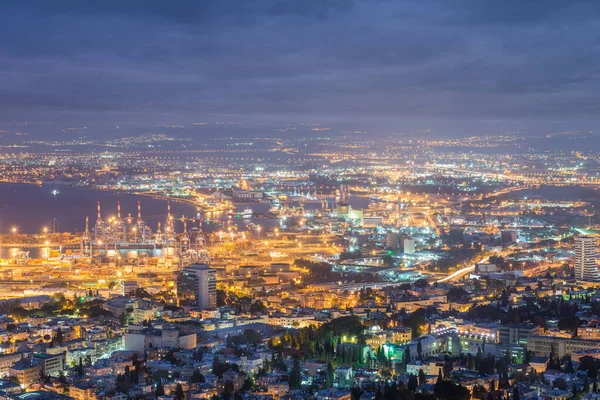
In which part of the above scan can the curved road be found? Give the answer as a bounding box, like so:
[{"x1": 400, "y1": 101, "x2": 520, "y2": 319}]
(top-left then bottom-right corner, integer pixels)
[{"x1": 436, "y1": 256, "x2": 490, "y2": 283}]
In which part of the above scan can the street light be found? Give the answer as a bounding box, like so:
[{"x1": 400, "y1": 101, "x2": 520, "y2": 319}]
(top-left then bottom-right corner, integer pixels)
[{"x1": 11, "y1": 227, "x2": 16, "y2": 243}]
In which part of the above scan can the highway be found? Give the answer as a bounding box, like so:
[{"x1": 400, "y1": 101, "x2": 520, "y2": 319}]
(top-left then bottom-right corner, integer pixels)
[
  {"x1": 436, "y1": 260, "x2": 483, "y2": 283},
  {"x1": 436, "y1": 246, "x2": 522, "y2": 283}
]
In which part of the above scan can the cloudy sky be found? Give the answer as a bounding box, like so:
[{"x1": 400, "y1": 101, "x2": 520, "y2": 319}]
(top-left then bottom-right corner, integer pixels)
[{"x1": 1, "y1": 0, "x2": 599, "y2": 136}]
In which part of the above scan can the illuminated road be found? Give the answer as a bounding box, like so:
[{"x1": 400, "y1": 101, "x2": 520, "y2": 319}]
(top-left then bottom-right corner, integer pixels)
[
  {"x1": 424, "y1": 212, "x2": 442, "y2": 235},
  {"x1": 436, "y1": 247, "x2": 520, "y2": 283},
  {"x1": 436, "y1": 257, "x2": 488, "y2": 283}
]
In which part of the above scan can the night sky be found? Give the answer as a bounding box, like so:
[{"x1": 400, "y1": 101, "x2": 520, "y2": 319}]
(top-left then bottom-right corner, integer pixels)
[{"x1": 1, "y1": 0, "x2": 599, "y2": 136}]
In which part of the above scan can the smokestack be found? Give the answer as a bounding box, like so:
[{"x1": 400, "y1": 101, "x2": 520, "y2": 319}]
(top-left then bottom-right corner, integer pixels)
[
  {"x1": 97, "y1": 201, "x2": 101, "y2": 222},
  {"x1": 137, "y1": 201, "x2": 141, "y2": 220},
  {"x1": 117, "y1": 201, "x2": 121, "y2": 219}
]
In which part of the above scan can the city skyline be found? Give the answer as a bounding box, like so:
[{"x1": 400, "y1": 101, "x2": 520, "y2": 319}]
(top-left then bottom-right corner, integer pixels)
[{"x1": 1, "y1": 2, "x2": 600, "y2": 399}]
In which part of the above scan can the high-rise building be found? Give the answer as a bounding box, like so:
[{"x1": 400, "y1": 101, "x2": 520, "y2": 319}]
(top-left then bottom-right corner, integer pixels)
[
  {"x1": 176, "y1": 264, "x2": 217, "y2": 310},
  {"x1": 501, "y1": 230, "x2": 518, "y2": 246},
  {"x1": 387, "y1": 232, "x2": 400, "y2": 250},
  {"x1": 574, "y1": 236, "x2": 599, "y2": 281},
  {"x1": 403, "y1": 238, "x2": 416, "y2": 255}
]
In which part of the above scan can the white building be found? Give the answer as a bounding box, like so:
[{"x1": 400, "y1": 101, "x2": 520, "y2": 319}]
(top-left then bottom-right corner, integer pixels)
[
  {"x1": 406, "y1": 360, "x2": 443, "y2": 376},
  {"x1": 177, "y1": 264, "x2": 217, "y2": 310},
  {"x1": 403, "y1": 238, "x2": 416, "y2": 255},
  {"x1": 404, "y1": 335, "x2": 444, "y2": 362},
  {"x1": 239, "y1": 355, "x2": 264, "y2": 375},
  {"x1": 124, "y1": 326, "x2": 196, "y2": 353},
  {"x1": 574, "y1": 236, "x2": 599, "y2": 281},
  {"x1": 33, "y1": 352, "x2": 66, "y2": 377}
]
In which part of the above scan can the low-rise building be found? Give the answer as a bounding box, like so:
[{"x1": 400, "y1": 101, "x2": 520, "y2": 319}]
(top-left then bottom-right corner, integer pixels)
[
  {"x1": 0, "y1": 353, "x2": 24, "y2": 378},
  {"x1": 124, "y1": 326, "x2": 196, "y2": 353},
  {"x1": 69, "y1": 382, "x2": 98, "y2": 400},
  {"x1": 527, "y1": 335, "x2": 600, "y2": 358},
  {"x1": 33, "y1": 353, "x2": 65, "y2": 377},
  {"x1": 9, "y1": 359, "x2": 40, "y2": 388},
  {"x1": 497, "y1": 323, "x2": 540, "y2": 346}
]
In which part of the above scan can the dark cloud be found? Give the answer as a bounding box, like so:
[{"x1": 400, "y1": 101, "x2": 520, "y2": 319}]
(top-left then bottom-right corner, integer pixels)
[{"x1": 0, "y1": 0, "x2": 599, "y2": 134}]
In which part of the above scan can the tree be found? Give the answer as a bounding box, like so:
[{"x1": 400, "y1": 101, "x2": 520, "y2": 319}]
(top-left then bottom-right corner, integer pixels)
[
  {"x1": 418, "y1": 369, "x2": 426, "y2": 386},
  {"x1": 134, "y1": 288, "x2": 152, "y2": 299},
  {"x1": 56, "y1": 327, "x2": 64, "y2": 345},
  {"x1": 223, "y1": 381, "x2": 235, "y2": 400},
  {"x1": 289, "y1": 358, "x2": 302, "y2": 389},
  {"x1": 384, "y1": 381, "x2": 398, "y2": 400},
  {"x1": 212, "y1": 358, "x2": 239, "y2": 378},
  {"x1": 553, "y1": 377, "x2": 568, "y2": 391},
  {"x1": 9, "y1": 307, "x2": 28, "y2": 321},
  {"x1": 407, "y1": 374, "x2": 418, "y2": 392},
  {"x1": 175, "y1": 383, "x2": 184, "y2": 400},
  {"x1": 580, "y1": 356, "x2": 598, "y2": 379},
  {"x1": 584, "y1": 376, "x2": 590, "y2": 393},
  {"x1": 250, "y1": 300, "x2": 268, "y2": 314},
  {"x1": 241, "y1": 377, "x2": 254, "y2": 391},
  {"x1": 77, "y1": 357, "x2": 84, "y2": 377},
  {"x1": 446, "y1": 288, "x2": 469, "y2": 302},
  {"x1": 88, "y1": 305, "x2": 113, "y2": 318},
  {"x1": 243, "y1": 329, "x2": 262, "y2": 344},
  {"x1": 116, "y1": 373, "x2": 132, "y2": 394},
  {"x1": 155, "y1": 381, "x2": 165, "y2": 396},
  {"x1": 351, "y1": 385, "x2": 363, "y2": 400},
  {"x1": 513, "y1": 386, "x2": 520, "y2": 400},
  {"x1": 565, "y1": 360, "x2": 575, "y2": 373},
  {"x1": 377, "y1": 346, "x2": 387, "y2": 366},
  {"x1": 381, "y1": 255, "x2": 395, "y2": 267},
  {"x1": 191, "y1": 368, "x2": 205, "y2": 383},
  {"x1": 414, "y1": 279, "x2": 429, "y2": 289},
  {"x1": 217, "y1": 289, "x2": 227, "y2": 307},
  {"x1": 466, "y1": 354, "x2": 474, "y2": 371},
  {"x1": 326, "y1": 362, "x2": 334, "y2": 388},
  {"x1": 434, "y1": 380, "x2": 470, "y2": 400},
  {"x1": 131, "y1": 364, "x2": 140, "y2": 385},
  {"x1": 403, "y1": 346, "x2": 412, "y2": 367}
]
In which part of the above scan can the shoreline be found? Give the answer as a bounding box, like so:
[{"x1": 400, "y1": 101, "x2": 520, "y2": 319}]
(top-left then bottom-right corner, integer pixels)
[
  {"x1": 0, "y1": 183, "x2": 203, "y2": 234},
  {"x1": 0, "y1": 180, "x2": 42, "y2": 186},
  {"x1": 0, "y1": 183, "x2": 266, "y2": 235},
  {"x1": 39, "y1": 184, "x2": 213, "y2": 213}
]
